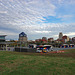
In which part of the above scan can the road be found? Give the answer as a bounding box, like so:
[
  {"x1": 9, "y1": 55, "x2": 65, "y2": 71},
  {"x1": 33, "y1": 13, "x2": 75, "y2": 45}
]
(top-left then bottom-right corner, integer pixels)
[
  {"x1": 0, "y1": 47, "x2": 75, "y2": 52},
  {"x1": 53, "y1": 47, "x2": 75, "y2": 51}
]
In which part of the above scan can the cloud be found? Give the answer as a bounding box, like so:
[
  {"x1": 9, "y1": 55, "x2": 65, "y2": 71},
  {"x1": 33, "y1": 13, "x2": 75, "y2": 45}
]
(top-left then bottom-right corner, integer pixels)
[
  {"x1": 35, "y1": 31, "x2": 51, "y2": 34},
  {"x1": 0, "y1": 11, "x2": 7, "y2": 14},
  {"x1": 9, "y1": 0, "x2": 14, "y2": 2},
  {"x1": 57, "y1": 0, "x2": 75, "y2": 5},
  {"x1": 0, "y1": 0, "x2": 75, "y2": 40},
  {"x1": 53, "y1": 35, "x2": 58, "y2": 38},
  {"x1": 0, "y1": 30, "x2": 17, "y2": 36},
  {"x1": 57, "y1": 15, "x2": 73, "y2": 21},
  {"x1": 64, "y1": 32, "x2": 75, "y2": 36},
  {"x1": 58, "y1": 15, "x2": 73, "y2": 18},
  {"x1": 53, "y1": 32, "x2": 75, "y2": 39},
  {"x1": 0, "y1": 0, "x2": 56, "y2": 28}
]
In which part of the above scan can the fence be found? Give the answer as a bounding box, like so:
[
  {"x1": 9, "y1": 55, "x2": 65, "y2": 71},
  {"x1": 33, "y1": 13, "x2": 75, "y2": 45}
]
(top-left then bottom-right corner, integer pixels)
[{"x1": 15, "y1": 47, "x2": 36, "y2": 53}]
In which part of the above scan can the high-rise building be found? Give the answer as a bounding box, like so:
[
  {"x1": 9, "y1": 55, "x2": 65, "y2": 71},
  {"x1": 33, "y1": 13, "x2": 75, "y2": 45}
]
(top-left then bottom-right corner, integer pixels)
[
  {"x1": 59, "y1": 32, "x2": 63, "y2": 40},
  {"x1": 19, "y1": 32, "x2": 27, "y2": 43},
  {"x1": 42, "y1": 37, "x2": 47, "y2": 43},
  {"x1": 42, "y1": 37, "x2": 47, "y2": 40},
  {"x1": 72, "y1": 37, "x2": 75, "y2": 43}
]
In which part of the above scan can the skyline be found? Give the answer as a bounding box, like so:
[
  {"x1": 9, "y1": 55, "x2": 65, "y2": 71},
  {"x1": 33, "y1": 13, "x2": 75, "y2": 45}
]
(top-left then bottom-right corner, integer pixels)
[{"x1": 0, "y1": 0, "x2": 75, "y2": 40}]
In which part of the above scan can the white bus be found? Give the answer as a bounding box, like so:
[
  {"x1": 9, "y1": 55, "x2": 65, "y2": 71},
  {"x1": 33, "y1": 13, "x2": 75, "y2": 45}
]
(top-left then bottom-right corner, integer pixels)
[{"x1": 36, "y1": 45, "x2": 53, "y2": 53}]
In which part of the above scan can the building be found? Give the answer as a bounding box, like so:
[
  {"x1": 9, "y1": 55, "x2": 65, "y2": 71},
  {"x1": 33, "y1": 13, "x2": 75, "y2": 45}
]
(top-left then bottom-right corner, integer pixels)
[
  {"x1": 42, "y1": 37, "x2": 47, "y2": 40},
  {"x1": 62, "y1": 35, "x2": 69, "y2": 43},
  {"x1": 35, "y1": 39, "x2": 42, "y2": 42},
  {"x1": 28, "y1": 40, "x2": 33, "y2": 42},
  {"x1": 18, "y1": 32, "x2": 27, "y2": 43},
  {"x1": 42, "y1": 37, "x2": 47, "y2": 43},
  {"x1": 0, "y1": 35, "x2": 15, "y2": 51},
  {"x1": 72, "y1": 37, "x2": 75, "y2": 43},
  {"x1": 55, "y1": 39, "x2": 62, "y2": 43},
  {"x1": 48, "y1": 38, "x2": 54, "y2": 42},
  {"x1": 59, "y1": 32, "x2": 63, "y2": 40},
  {"x1": 0, "y1": 35, "x2": 7, "y2": 42}
]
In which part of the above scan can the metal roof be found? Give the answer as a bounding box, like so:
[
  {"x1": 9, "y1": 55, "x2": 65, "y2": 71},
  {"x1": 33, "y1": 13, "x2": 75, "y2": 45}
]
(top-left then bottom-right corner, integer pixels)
[
  {"x1": 0, "y1": 35, "x2": 7, "y2": 37},
  {"x1": 0, "y1": 42, "x2": 14, "y2": 45},
  {"x1": 19, "y1": 32, "x2": 27, "y2": 37}
]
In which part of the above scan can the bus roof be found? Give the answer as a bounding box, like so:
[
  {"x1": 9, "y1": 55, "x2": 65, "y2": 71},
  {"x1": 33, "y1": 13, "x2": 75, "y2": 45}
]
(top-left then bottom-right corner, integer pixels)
[{"x1": 44, "y1": 45, "x2": 52, "y2": 46}]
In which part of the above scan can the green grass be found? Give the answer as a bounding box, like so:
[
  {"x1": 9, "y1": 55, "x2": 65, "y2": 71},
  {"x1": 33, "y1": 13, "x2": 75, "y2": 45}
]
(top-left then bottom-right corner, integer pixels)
[{"x1": 0, "y1": 49, "x2": 75, "y2": 75}]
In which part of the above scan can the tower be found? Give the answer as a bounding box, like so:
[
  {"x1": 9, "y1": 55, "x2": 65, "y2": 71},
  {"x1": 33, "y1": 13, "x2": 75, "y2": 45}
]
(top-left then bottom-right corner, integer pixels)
[
  {"x1": 59, "y1": 32, "x2": 63, "y2": 40},
  {"x1": 19, "y1": 32, "x2": 27, "y2": 43}
]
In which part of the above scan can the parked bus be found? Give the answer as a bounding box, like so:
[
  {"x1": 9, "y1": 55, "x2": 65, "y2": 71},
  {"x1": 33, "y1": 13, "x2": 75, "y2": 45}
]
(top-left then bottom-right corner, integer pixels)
[
  {"x1": 61, "y1": 44, "x2": 69, "y2": 48},
  {"x1": 36, "y1": 45, "x2": 53, "y2": 53},
  {"x1": 69, "y1": 44, "x2": 74, "y2": 47},
  {"x1": 61, "y1": 44, "x2": 75, "y2": 48}
]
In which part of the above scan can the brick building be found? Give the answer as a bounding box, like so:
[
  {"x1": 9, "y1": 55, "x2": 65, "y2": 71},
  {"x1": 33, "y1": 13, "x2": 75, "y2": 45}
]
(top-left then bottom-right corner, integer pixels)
[
  {"x1": 48, "y1": 38, "x2": 54, "y2": 42},
  {"x1": 62, "y1": 35, "x2": 69, "y2": 43}
]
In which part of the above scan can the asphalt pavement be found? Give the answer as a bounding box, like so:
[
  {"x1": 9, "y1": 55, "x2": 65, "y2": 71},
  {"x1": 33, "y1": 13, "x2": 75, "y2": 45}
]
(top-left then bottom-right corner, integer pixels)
[
  {"x1": 0, "y1": 47, "x2": 75, "y2": 52},
  {"x1": 53, "y1": 47, "x2": 75, "y2": 51}
]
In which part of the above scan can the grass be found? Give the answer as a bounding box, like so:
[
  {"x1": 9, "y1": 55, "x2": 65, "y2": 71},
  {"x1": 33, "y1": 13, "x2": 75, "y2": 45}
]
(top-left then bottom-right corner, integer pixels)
[{"x1": 0, "y1": 49, "x2": 75, "y2": 75}]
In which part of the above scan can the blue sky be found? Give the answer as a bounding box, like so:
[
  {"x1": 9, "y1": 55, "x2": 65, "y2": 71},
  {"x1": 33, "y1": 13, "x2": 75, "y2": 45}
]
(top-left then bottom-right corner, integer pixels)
[{"x1": 0, "y1": 0, "x2": 75, "y2": 40}]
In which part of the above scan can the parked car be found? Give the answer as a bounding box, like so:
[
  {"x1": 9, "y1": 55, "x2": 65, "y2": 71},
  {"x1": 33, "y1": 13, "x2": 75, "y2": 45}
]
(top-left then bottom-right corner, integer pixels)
[
  {"x1": 29, "y1": 44, "x2": 37, "y2": 48},
  {"x1": 36, "y1": 46, "x2": 44, "y2": 53}
]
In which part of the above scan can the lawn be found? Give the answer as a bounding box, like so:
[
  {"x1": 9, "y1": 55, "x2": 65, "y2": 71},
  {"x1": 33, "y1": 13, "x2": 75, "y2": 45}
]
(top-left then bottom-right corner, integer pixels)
[{"x1": 0, "y1": 49, "x2": 75, "y2": 75}]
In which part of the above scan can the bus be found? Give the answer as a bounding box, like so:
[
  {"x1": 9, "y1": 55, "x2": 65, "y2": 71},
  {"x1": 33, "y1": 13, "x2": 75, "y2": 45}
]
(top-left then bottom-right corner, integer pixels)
[
  {"x1": 36, "y1": 45, "x2": 53, "y2": 53},
  {"x1": 69, "y1": 44, "x2": 74, "y2": 47},
  {"x1": 61, "y1": 44, "x2": 69, "y2": 48}
]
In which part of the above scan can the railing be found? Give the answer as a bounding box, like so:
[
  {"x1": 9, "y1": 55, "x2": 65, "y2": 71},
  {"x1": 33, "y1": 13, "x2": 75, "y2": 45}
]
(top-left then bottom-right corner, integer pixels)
[{"x1": 0, "y1": 47, "x2": 15, "y2": 51}]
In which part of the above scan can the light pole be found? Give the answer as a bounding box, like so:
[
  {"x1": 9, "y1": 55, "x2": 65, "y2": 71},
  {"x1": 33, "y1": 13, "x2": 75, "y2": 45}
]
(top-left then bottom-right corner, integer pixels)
[{"x1": 20, "y1": 41, "x2": 21, "y2": 52}]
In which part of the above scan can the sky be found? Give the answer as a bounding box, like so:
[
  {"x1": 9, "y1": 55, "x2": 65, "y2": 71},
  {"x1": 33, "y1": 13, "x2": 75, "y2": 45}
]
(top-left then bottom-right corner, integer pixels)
[{"x1": 0, "y1": 0, "x2": 75, "y2": 40}]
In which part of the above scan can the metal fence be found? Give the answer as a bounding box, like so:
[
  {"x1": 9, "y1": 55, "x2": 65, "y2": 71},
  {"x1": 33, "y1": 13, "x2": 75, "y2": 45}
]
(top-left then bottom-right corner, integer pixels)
[
  {"x1": 0, "y1": 47, "x2": 15, "y2": 51},
  {"x1": 15, "y1": 47, "x2": 36, "y2": 53}
]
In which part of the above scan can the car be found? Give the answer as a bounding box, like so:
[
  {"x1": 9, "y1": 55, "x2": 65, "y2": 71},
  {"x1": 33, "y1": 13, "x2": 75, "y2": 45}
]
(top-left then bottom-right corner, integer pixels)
[{"x1": 36, "y1": 46, "x2": 44, "y2": 53}]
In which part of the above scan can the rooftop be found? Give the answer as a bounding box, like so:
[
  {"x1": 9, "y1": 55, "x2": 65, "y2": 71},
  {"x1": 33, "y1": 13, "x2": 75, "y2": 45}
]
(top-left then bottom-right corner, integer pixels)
[
  {"x1": 19, "y1": 32, "x2": 27, "y2": 37},
  {"x1": 0, "y1": 35, "x2": 7, "y2": 37}
]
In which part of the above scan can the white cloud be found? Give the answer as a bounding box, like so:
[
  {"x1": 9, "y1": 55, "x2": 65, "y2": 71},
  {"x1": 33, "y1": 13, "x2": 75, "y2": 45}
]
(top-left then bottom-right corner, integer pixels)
[
  {"x1": 0, "y1": 30, "x2": 18, "y2": 36},
  {"x1": 0, "y1": 30, "x2": 19, "y2": 40},
  {"x1": 58, "y1": 15, "x2": 73, "y2": 18},
  {"x1": 9, "y1": 0, "x2": 14, "y2": 2},
  {"x1": 0, "y1": 0, "x2": 75, "y2": 40},
  {"x1": 0, "y1": 11, "x2": 7, "y2": 14},
  {"x1": 53, "y1": 35, "x2": 58, "y2": 39},
  {"x1": 57, "y1": 15, "x2": 73, "y2": 21},
  {"x1": 35, "y1": 31, "x2": 51, "y2": 33},
  {"x1": 64, "y1": 32, "x2": 75, "y2": 36},
  {"x1": 53, "y1": 32, "x2": 75, "y2": 39},
  {"x1": 57, "y1": 0, "x2": 75, "y2": 5},
  {"x1": 58, "y1": 0, "x2": 64, "y2": 4}
]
